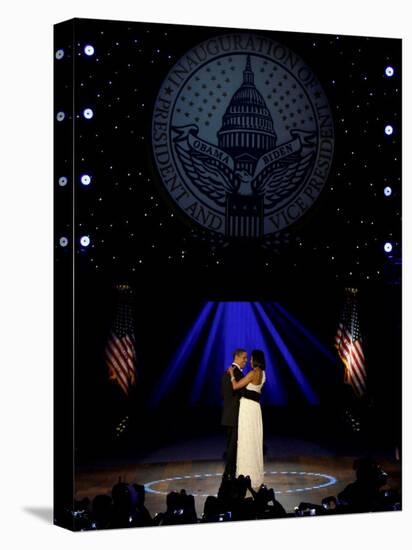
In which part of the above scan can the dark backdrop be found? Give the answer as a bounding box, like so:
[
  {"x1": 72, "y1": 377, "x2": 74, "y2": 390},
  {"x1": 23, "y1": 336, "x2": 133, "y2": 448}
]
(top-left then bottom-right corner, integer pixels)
[{"x1": 54, "y1": 18, "x2": 402, "y2": 461}]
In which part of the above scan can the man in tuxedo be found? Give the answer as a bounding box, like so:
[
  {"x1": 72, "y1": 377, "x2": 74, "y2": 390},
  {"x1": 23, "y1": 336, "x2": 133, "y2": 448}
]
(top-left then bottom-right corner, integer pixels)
[{"x1": 221, "y1": 348, "x2": 248, "y2": 480}]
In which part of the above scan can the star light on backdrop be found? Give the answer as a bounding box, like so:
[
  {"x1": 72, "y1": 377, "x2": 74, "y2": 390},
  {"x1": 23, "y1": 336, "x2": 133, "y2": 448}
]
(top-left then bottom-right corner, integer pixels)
[
  {"x1": 84, "y1": 44, "x2": 95, "y2": 56},
  {"x1": 83, "y1": 108, "x2": 94, "y2": 119},
  {"x1": 80, "y1": 236, "x2": 91, "y2": 247},
  {"x1": 56, "y1": 111, "x2": 65, "y2": 121},
  {"x1": 59, "y1": 237, "x2": 68, "y2": 247},
  {"x1": 58, "y1": 176, "x2": 68, "y2": 187},
  {"x1": 81, "y1": 174, "x2": 91, "y2": 186},
  {"x1": 58, "y1": 25, "x2": 400, "y2": 284}
]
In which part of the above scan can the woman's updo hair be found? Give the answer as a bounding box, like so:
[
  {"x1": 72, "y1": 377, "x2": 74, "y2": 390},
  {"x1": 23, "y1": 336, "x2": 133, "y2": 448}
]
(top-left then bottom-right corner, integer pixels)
[{"x1": 251, "y1": 349, "x2": 266, "y2": 370}]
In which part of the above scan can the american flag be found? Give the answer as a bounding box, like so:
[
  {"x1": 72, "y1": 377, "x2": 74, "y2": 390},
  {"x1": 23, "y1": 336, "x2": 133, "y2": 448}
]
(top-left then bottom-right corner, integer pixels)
[
  {"x1": 105, "y1": 286, "x2": 137, "y2": 396},
  {"x1": 334, "y1": 288, "x2": 367, "y2": 397}
]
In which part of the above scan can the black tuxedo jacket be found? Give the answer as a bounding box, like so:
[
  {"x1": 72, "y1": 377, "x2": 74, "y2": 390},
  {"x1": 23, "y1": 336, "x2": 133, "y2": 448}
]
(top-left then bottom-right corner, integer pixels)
[{"x1": 221, "y1": 365, "x2": 244, "y2": 427}]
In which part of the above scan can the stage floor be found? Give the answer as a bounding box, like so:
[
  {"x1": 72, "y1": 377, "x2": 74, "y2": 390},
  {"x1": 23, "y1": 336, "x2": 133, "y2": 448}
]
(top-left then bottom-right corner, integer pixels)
[{"x1": 75, "y1": 435, "x2": 401, "y2": 518}]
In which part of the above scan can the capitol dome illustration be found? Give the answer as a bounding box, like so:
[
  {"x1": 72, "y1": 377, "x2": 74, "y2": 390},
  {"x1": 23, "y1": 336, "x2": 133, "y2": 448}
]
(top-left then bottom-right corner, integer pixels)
[{"x1": 218, "y1": 55, "x2": 277, "y2": 175}]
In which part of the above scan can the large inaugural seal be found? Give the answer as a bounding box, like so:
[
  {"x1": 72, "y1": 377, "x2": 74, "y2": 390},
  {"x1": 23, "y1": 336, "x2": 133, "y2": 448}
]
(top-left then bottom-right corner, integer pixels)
[{"x1": 152, "y1": 34, "x2": 334, "y2": 239}]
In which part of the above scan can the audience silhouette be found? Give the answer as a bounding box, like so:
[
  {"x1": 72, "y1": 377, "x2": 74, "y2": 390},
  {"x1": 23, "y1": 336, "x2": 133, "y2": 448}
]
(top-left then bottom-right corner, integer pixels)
[{"x1": 66, "y1": 459, "x2": 400, "y2": 530}]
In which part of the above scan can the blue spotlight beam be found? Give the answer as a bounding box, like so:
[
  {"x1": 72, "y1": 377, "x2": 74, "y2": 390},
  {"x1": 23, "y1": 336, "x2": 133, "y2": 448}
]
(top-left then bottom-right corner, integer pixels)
[
  {"x1": 190, "y1": 303, "x2": 225, "y2": 405},
  {"x1": 150, "y1": 301, "x2": 215, "y2": 407},
  {"x1": 269, "y1": 302, "x2": 336, "y2": 363},
  {"x1": 218, "y1": 302, "x2": 288, "y2": 405},
  {"x1": 253, "y1": 302, "x2": 319, "y2": 405}
]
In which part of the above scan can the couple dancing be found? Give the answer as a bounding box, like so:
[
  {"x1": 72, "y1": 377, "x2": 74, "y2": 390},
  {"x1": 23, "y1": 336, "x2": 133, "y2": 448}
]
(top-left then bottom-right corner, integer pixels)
[{"x1": 221, "y1": 348, "x2": 266, "y2": 490}]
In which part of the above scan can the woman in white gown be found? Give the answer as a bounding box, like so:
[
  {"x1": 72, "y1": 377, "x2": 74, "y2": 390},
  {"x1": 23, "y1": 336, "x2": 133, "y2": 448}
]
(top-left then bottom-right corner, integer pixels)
[{"x1": 228, "y1": 349, "x2": 266, "y2": 490}]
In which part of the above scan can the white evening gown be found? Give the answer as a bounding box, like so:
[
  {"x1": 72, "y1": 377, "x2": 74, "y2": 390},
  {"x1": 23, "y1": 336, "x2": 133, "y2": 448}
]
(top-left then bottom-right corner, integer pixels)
[{"x1": 236, "y1": 371, "x2": 266, "y2": 489}]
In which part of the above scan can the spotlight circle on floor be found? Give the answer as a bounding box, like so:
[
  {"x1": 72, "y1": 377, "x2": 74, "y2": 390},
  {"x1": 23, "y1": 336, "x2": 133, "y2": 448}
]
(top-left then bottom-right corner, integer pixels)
[
  {"x1": 59, "y1": 237, "x2": 68, "y2": 247},
  {"x1": 384, "y1": 186, "x2": 392, "y2": 196},
  {"x1": 384, "y1": 242, "x2": 393, "y2": 253},
  {"x1": 83, "y1": 108, "x2": 94, "y2": 119},
  {"x1": 56, "y1": 111, "x2": 65, "y2": 122},
  {"x1": 80, "y1": 235, "x2": 90, "y2": 247},
  {"x1": 385, "y1": 66, "x2": 394, "y2": 77},
  {"x1": 55, "y1": 49, "x2": 64, "y2": 60},
  {"x1": 384, "y1": 125, "x2": 393, "y2": 135},
  {"x1": 144, "y1": 471, "x2": 337, "y2": 498},
  {"x1": 80, "y1": 174, "x2": 91, "y2": 186},
  {"x1": 58, "y1": 176, "x2": 68, "y2": 187},
  {"x1": 84, "y1": 44, "x2": 95, "y2": 56}
]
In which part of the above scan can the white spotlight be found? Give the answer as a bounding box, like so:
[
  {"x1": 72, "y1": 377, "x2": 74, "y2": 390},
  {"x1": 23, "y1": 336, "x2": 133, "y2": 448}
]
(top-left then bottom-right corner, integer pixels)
[
  {"x1": 84, "y1": 45, "x2": 95, "y2": 56},
  {"x1": 80, "y1": 174, "x2": 91, "y2": 186}
]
